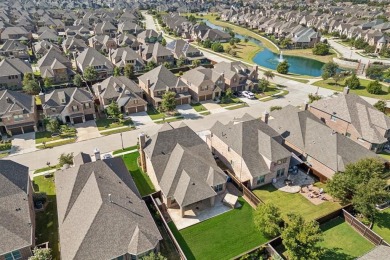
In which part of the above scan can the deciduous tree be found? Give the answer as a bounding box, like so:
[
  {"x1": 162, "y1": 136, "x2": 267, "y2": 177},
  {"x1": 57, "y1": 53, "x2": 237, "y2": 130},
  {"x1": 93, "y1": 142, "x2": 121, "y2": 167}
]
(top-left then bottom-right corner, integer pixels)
[
  {"x1": 83, "y1": 66, "x2": 98, "y2": 83},
  {"x1": 253, "y1": 203, "x2": 283, "y2": 238},
  {"x1": 58, "y1": 153, "x2": 74, "y2": 166},
  {"x1": 161, "y1": 91, "x2": 176, "y2": 112},
  {"x1": 29, "y1": 248, "x2": 52, "y2": 260},
  {"x1": 124, "y1": 64, "x2": 134, "y2": 78}
]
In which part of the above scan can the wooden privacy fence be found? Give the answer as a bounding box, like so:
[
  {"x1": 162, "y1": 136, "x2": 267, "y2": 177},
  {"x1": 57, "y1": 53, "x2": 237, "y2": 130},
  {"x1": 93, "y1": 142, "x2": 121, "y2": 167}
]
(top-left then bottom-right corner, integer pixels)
[
  {"x1": 343, "y1": 209, "x2": 390, "y2": 246},
  {"x1": 223, "y1": 169, "x2": 263, "y2": 207},
  {"x1": 148, "y1": 194, "x2": 188, "y2": 260}
]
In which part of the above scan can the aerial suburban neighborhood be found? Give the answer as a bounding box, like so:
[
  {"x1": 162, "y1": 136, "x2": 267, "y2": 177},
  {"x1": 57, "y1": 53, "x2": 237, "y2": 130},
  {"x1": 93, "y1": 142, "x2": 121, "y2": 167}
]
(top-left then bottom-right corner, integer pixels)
[{"x1": 1, "y1": 0, "x2": 390, "y2": 260}]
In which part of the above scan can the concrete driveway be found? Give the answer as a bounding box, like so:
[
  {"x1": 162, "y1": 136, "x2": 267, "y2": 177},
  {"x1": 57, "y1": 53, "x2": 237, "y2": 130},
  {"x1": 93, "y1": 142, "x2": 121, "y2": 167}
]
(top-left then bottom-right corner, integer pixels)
[
  {"x1": 10, "y1": 132, "x2": 37, "y2": 154},
  {"x1": 130, "y1": 111, "x2": 154, "y2": 127},
  {"x1": 176, "y1": 104, "x2": 200, "y2": 119},
  {"x1": 75, "y1": 121, "x2": 101, "y2": 142}
]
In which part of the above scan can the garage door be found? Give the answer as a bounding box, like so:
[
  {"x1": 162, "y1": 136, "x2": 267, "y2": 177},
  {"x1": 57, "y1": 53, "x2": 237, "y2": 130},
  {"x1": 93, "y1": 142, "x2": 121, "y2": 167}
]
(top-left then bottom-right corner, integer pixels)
[
  {"x1": 206, "y1": 94, "x2": 212, "y2": 100},
  {"x1": 23, "y1": 125, "x2": 35, "y2": 133},
  {"x1": 199, "y1": 95, "x2": 206, "y2": 102},
  {"x1": 73, "y1": 117, "x2": 83, "y2": 124},
  {"x1": 85, "y1": 114, "x2": 95, "y2": 121},
  {"x1": 181, "y1": 98, "x2": 189, "y2": 104},
  {"x1": 127, "y1": 107, "x2": 137, "y2": 114},
  {"x1": 10, "y1": 127, "x2": 23, "y2": 135},
  {"x1": 136, "y1": 105, "x2": 145, "y2": 112}
]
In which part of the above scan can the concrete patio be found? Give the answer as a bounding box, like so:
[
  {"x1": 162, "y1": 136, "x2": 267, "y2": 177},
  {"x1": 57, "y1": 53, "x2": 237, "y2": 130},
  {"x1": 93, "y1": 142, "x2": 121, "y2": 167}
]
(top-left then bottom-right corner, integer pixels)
[
  {"x1": 272, "y1": 170, "x2": 314, "y2": 193},
  {"x1": 168, "y1": 183, "x2": 241, "y2": 230}
]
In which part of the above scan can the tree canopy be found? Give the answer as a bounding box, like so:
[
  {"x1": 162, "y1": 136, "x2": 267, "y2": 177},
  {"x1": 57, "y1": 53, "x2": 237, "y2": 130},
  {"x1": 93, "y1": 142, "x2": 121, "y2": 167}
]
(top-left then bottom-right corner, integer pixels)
[
  {"x1": 106, "y1": 101, "x2": 120, "y2": 118},
  {"x1": 83, "y1": 66, "x2": 98, "y2": 82},
  {"x1": 124, "y1": 64, "x2": 134, "y2": 78},
  {"x1": 253, "y1": 203, "x2": 283, "y2": 238},
  {"x1": 312, "y1": 42, "x2": 330, "y2": 55},
  {"x1": 58, "y1": 153, "x2": 74, "y2": 166},
  {"x1": 345, "y1": 73, "x2": 360, "y2": 89},
  {"x1": 161, "y1": 91, "x2": 176, "y2": 112},
  {"x1": 374, "y1": 100, "x2": 386, "y2": 113},
  {"x1": 73, "y1": 74, "x2": 83, "y2": 87},
  {"x1": 29, "y1": 248, "x2": 52, "y2": 260},
  {"x1": 277, "y1": 60, "x2": 289, "y2": 74},
  {"x1": 46, "y1": 118, "x2": 60, "y2": 133},
  {"x1": 322, "y1": 62, "x2": 339, "y2": 78}
]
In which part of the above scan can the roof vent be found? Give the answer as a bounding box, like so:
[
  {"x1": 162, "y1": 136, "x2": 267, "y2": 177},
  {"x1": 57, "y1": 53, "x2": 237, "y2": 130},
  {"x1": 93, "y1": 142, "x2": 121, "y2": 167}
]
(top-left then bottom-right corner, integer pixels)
[
  {"x1": 108, "y1": 194, "x2": 113, "y2": 203},
  {"x1": 125, "y1": 90, "x2": 130, "y2": 95},
  {"x1": 192, "y1": 182, "x2": 195, "y2": 185}
]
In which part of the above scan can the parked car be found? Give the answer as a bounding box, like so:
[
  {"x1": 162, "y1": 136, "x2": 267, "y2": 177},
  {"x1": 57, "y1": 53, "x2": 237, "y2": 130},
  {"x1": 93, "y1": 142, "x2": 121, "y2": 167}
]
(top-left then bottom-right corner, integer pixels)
[{"x1": 242, "y1": 91, "x2": 255, "y2": 99}]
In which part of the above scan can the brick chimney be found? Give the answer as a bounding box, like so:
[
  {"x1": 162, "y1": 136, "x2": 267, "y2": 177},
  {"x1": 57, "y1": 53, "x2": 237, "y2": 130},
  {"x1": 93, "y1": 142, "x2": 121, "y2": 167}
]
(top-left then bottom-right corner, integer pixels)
[
  {"x1": 138, "y1": 133, "x2": 147, "y2": 172},
  {"x1": 262, "y1": 110, "x2": 269, "y2": 124}
]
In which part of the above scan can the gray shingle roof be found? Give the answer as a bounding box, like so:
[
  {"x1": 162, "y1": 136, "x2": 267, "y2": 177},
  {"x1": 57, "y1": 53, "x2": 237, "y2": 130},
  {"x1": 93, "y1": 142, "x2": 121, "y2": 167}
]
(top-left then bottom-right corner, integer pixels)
[
  {"x1": 0, "y1": 90, "x2": 34, "y2": 115},
  {"x1": 0, "y1": 160, "x2": 33, "y2": 255},
  {"x1": 311, "y1": 93, "x2": 390, "y2": 144},
  {"x1": 43, "y1": 87, "x2": 93, "y2": 110},
  {"x1": 144, "y1": 123, "x2": 226, "y2": 207},
  {"x1": 56, "y1": 156, "x2": 162, "y2": 260},
  {"x1": 0, "y1": 58, "x2": 32, "y2": 77},
  {"x1": 76, "y1": 47, "x2": 114, "y2": 71},
  {"x1": 269, "y1": 105, "x2": 380, "y2": 176},
  {"x1": 210, "y1": 114, "x2": 290, "y2": 180},
  {"x1": 138, "y1": 65, "x2": 188, "y2": 92}
]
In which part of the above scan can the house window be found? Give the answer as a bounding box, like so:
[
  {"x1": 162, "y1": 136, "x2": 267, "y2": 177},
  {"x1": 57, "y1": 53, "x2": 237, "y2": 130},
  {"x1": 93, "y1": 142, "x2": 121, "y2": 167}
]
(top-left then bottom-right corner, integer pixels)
[
  {"x1": 84, "y1": 103, "x2": 91, "y2": 109},
  {"x1": 72, "y1": 105, "x2": 79, "y2": 112},
  {"x1": 5, "y1": 250, "x2": 22, "y2": 260},
  {"x1": 330, "y1": 115, "x2": 337, "y2": 122},
  {"x1": 13, "y1": 115, "x2": 23, "y2": 121},
  {"x1": 257, "y1": 175, "x2": 265, "y2": 185},
  {"x1": 346, "y1": 132, "x2": 351, "y2": 138},
  {"x1": 51, "y1": 108, "x2": 56, "y2": 112},
  {"x1": 277, "y1": 158, "x2": 287, "y2": 165},
  {"x1": 213, "y1": 184, "x2": 223, "y2": 192},
  {"x1": 276, "y1": 168, "x2": 285, "y2": 178}
]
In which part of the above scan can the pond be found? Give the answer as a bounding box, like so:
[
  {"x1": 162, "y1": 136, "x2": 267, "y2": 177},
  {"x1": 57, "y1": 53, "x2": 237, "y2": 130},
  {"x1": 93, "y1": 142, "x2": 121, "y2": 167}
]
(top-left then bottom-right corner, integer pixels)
[{"x1": 203, "y1": 20, "x2": 325, "y2": 77}]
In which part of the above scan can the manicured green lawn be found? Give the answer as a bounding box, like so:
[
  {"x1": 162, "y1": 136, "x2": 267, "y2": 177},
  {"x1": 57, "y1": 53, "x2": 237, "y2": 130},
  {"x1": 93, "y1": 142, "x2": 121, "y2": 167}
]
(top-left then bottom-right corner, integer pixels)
[
  {"x1": 221, "y1": 41, "x2": 262, "y2": 64},
  {"x1": 96, "y1": 118, "x2": 133, "y2": 131},
  {"x1": 35, "y1": 131, "x2": 76, "y2": 144},
  {"x1": 319, "y1": 217, "x2": 374, "y2": 260},
  {"x1": 190, "y1": 103, "x2": 208, "y2": 112},
  {"x1": 34, "y1": 164, "x2": 61, "y2": 174},
  {"x1": 147, "y1": 108, "x2": 166, "y2": 120},
  {"x1": 313, "y1": 78, "x2": 390, "y2": 100},
  {"x1": 36, "y1": 138, "x2": 76, "y2": 149},
  {"x1": 112, "y1": 145, "x2": 138, "y2": 155},
  {"x1": 219, "y1": 97, "x2": 246, "y2": 107},
  {"x1": 122, "y1": 152, "x2": 155, "y2": 196},
  {"x1": 225, "y1": 103, "x2": 248, "y2": 110},
  {"x1": 155, "y1": 116, "x2": 184, "y2": 124},
  {"x1": 100, "y1": 126, "x2": 135, "y2": 136},
  {"x1": 379, "y1": 152, "x2": 390, "y2": 161},
  {"x1": 283, "y1": 49, "x2": 337, "y2": 64},
  {"x1": 169, "y1": 198, "x2": 268, "y2": 260},
  {"x1": 33, "y1": 175, "x2": 60, "y2": 260},
  {"x1": 372, "y1": 208, "x2": 390, "y2": 244},
  {"x1": 253, "y1": 184, "x2": 342, "y2": 221}
]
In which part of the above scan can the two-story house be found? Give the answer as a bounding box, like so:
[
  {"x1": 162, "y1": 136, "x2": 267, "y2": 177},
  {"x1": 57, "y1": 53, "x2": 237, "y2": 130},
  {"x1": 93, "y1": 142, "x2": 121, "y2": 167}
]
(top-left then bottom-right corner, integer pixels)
[
  {"x1": 93, "y1": 76, "x2": 147, "y2": 114},
  {"x1": 208, "y1": 114, "x2": 292, "y2": 189},
  {"x1": 37, "y1": 47, "x2": 74, "y2": 84},
  {"x1": 0, "y1": 90, "x2": 37, "y2": 136},
  {"x1": 139, "y1": 123, "x2": 228, "y2": 217},
  {"x1": 181, "y1": 66, "x2": 224, "y2": 102},
  {"x1": 269, "y1": 105, "x2": 380, "y2": 182},
  {"x1": 137, "y1": 29, "x2": 162, "y2": 44},
  {"x1": 165, "y1": 39, "x2": 207, "y2": 65},
  {"x1": 118, "y1": 21, "x2": 144, "y2": 36},
  {"x1": 0, "y1": 160, "x2": 35, "y2": 260},
  {"x1": 0, "y1": 58, "x2": 32, "y2": 90},
  {"x1": 76, "y1": 47, "x2": 114, "y2": 80},
  {"x1": 0, "y1": 40, "x2": 29, "y2": 60},
  {"x1": 213, "y1": 61, "x2": 258, "y2": 92},
  {"x1": 309, "y1": 89, "x2": 390, "y2": 153},
  {"x1": 138, "y1": 65, "x2": 191, "y2": 107},
  {"x1": 109, "y1": 47, "x2": 145, "y2": 72},
  {"x1": 56, "y1": 153, "x2": 162, "y2": 260},
  {"x1": 94, "y1": 21, "x2": 117, "y2": 37},
  {"x1": 88, "y1": 35, "x2": 117, "y2": 53},
  {"x1": 139, "y1": 43, "x2": 175, "y2": 66},
  {"x1": 0, "y1": 26, "x2": 32, "y2": 42},
  {"x1": 62, "y1": 36, "x2": 88, "y2": 54},
  {"x1": 40, "y1": 87, "x2": 95, "y2": 124}
]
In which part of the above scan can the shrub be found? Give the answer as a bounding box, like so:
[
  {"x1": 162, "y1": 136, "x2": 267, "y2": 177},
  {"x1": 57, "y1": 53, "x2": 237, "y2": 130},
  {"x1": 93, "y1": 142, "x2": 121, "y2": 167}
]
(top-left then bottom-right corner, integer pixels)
[
  {"x1": 312, "y1": 42, "x2": 330, "y2": 55},
  {"x1": 276, "y1": 61, "x2": 289, "y2": 74},
  {"x1": 366, "y1": 80, "x2": 382, "y2": 94},
  {"x1": 345, "y1": 73, "x2": 360, "y2": 89},
  {"x1": 270, "y1": 106, "x2": 282, "y2": 112}
]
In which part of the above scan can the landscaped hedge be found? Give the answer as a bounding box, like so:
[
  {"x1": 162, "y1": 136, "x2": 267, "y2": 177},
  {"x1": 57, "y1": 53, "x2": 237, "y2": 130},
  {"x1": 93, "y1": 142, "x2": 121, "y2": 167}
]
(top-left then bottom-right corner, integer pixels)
[{"x1": 0, "y1": 142, "x2": 11, "y2": 151}]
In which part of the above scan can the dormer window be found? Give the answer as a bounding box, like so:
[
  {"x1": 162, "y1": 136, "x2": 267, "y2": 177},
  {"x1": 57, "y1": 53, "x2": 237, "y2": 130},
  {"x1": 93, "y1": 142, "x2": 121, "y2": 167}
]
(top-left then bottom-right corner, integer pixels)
[{"x1": 72, "y1": 105, "x2": 79, "y2": 112}]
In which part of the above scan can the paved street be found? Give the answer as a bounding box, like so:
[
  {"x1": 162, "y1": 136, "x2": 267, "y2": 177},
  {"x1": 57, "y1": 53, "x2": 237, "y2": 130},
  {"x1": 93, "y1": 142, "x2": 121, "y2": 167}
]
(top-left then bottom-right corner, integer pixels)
[{"x1": 2, "y1": 12, "x2": 382, "y2": 171}]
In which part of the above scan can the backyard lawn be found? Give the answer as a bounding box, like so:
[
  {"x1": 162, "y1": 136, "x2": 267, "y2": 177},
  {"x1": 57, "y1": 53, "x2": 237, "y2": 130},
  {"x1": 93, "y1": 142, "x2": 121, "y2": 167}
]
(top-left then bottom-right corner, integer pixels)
[
  {"x1": 168, "y1": 198, "x2": 268, "y2": 260},
  {"x1": 313, "y1": 78, "x2": 390, "y2": 100},
  {"x1": 253, "y1": 184, "x2": 342, "y2": 221},
  {"x1": 96, "y1": 118, "x2": 133, "y2": 131},
  {"x1": 121, "y1": 152, "x2": 155, "y2": 196},
  {"x1": 372, "y1": 208, "x2": 390, "y2": 244},
  {"x1": 319, "y1": 217, "x2": 374, "y2": 260},
  {"x1": 33, "y1": 175, "x2": 60, "y2": 260}
]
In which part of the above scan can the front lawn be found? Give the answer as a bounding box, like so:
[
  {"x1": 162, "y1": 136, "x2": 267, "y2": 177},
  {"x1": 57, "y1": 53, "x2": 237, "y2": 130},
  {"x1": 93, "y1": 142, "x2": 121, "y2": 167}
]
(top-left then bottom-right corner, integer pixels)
[
  {"x1": 372, "y1": 208, "x2": 390, "y2": 244},
  {"x1": 319, "y1": 217, "x2": 374, "y2": 259},
  {"x1": 100, "y1": 126, "x2": 135, "y2": 136},
  {"x1": 33, "y1": 175, "x2": 60, "y2": 260},
  {"x1": 35, "y1": 131, "x2": 76, "y2": 144},
  {"x1": 96, "y1": 118, "x2": 133, "y2": 131},
  {"x1": 219, "y1": 97, "x2": 246, "y2": 107},
  {"x1": 253, "y1": 184, "x2": 342, "y2": 221},
  {"x1": 169, "y1": 198, "x2": 268, "y2": 260},
  {"x1": 313, "y1": 78, "x2": 390, "y2": 100},
  {"x1": 112, "y1": 145, "x2": 138, "y2": 155},
  {"x1": 190, "y1": 103, "x2": 208, "y2": 113},
  {"x1": 147, "y1": 108, "x2": 166, "y2": 120},
  {"x1": 34, "y1": 164, "x2": 61, "y2": 174},
  {"x1": 36, "y1": 138, "x2": 76, "y2": 149},
  {"x1": 379, "y1": 152, "x2": 390, "y2": 162},
  {"x1": 122, "y1": 152, "x2": 155, "y2": 196}
]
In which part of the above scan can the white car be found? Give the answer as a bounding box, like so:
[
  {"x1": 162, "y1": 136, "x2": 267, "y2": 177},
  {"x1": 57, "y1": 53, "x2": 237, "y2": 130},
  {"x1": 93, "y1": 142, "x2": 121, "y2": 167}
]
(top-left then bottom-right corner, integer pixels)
[{"x1": 242, "y1": 91, "x2": 255, "y2": 99}]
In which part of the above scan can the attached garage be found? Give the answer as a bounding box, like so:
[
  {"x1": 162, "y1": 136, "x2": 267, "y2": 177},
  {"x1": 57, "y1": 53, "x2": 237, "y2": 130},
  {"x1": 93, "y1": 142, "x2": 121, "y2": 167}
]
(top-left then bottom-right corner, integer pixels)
[
  {"x1": 73, "y1": 117, "x2": 84, "y2": 124},
  {"x1": 10, "y1": 127, "x2": 23, "y2": 136},
  {"x1": 180, "y1": 98, "x2": 189, "y2": 105},
  {"x1": 199, "y1": 95, "x2": 206, "y2": 102},
  {"x1": 85, "y1": 114, "x2": 95, "y2": 121},
  {"x1": 136, "y1": 105, "x2": 145, "y2": 112},
  {"x1": 23, "y1": 125, "x2": 35, "y2": 133},
  {"x1": 126, "y1": 105, "x2": 145, "y2": 114},
  {"x1": 206, "y1": 94, "x2": 212, "y2": 100}
]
